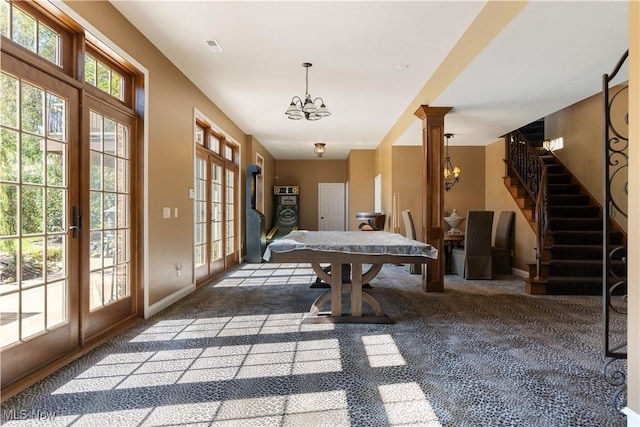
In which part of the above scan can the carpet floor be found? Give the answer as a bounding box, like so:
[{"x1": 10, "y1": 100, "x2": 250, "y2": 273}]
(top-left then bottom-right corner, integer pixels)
[{"x1": 1, "y1": 263, "x2": 627, "y2": 426}]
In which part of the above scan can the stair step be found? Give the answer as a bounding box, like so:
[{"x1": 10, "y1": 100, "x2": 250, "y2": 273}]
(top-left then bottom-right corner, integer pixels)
[
  {"x1": 548, "y1": 244, "x2": 602, "y2": 259},
  {"x1": 548, "y1": 206, "x2": 600, "y2": 218},
  {"x1": 547, "y1": 174, "x2": 572, "y2": 184},
  {"x1": 548, "y1": 259, "x2": 626, "y2": 276},
  {"x1": 540, "y1": 155, "x2": 556, "y2": 164},
  {"x1": 552, "y1": 230, "x2": 623, "y2": 245},
  {"x1": 548, "y1": 218, "x2": 601, "y2": 231},
  {"x1": 548, "y1": 194, "x2": 590, "y2": 206},
  {"x1": 548, "y1": 183, "x2": 581, "y2": 194},
  {"x1": 545, "y1": 276, "x2": 602, "y2": 295},
  {"x1": 546, "y1": 164, "x2": 564, "y2": 174}
]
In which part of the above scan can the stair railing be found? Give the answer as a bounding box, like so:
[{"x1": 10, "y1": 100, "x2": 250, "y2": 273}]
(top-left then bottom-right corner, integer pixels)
[
  {"x1": 505, "y1": 130, "x2": 549, "y2": 278},
  {"x1": 601, "y1": 49, "x2": 628, "y2": 412}
]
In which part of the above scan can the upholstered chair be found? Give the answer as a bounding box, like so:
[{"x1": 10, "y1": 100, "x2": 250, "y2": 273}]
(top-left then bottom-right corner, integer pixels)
[
  {"x1": 492, "y1": 211, "x2": 515, "y2": 274},
  {"x1": 451, "y1": 211, "x2": 494, "y2": 279},
  {"x1": 401, "y1": 210, "x2": 422, "y2": 274}
]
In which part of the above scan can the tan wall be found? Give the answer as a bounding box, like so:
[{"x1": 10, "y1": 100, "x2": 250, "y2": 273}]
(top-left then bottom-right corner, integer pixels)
[
  {"x1": 392, "y1": 146, "x2": 423, "y2": 237},
  {"x1": 274, "y1": 160, "x2": 347, "y2": 230},
  {"x1": 65, "y1": 1, "x2": 253, "y2": 307},
  {"x1": 247, "y1": 136, "x2": 276, "y2": 231},
  {"x1": 627, "y1": 0, "x2": 639, "y2": 418},
  {"x1": 546, "y1": 87, "x2": 628, "y2": 232},
  {"x1": 443, "y1": 146, "x2": 486, "y2": 233},
  {"x1": 485, "y1": 140, "x2": 537, "y2": 271},
  {"x1": 347, "y1": 150, "x2": 376, "y2": 231}
]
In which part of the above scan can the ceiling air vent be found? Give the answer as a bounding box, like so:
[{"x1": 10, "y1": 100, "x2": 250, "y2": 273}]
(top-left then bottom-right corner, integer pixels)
[{"x1": 206, "y1": 40, "x2": 223, "y2": 53}]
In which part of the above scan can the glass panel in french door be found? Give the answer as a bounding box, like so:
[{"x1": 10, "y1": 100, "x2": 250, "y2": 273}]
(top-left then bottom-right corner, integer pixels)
[
  {"x1": 88, "y1": 110, "x2": 130, "y2": 309},
  {"x1": 0, "y1": 52, "x2": 80, "y2": 387},
  {"x1": 83, "y1": 97, "x2": 135, "y2": 339},
  {"x1": 195, "y1": 153, "x2": 208, "y2": 280}
]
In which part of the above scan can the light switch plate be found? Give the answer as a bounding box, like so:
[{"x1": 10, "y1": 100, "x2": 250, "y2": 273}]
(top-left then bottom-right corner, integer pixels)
[{"x1": 163, "y1": 207, "x2": 171, "y2": 218}]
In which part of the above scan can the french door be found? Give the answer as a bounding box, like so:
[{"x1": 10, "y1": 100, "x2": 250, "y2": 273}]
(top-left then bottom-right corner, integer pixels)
[
  {"x1": 0, "y1": 53, "x2": 137, "y2": 387},
  {"x1": 1, "y1": 53, "x2": 80, "y2": 385},
  {"x1": 195, "y1": 152, "x2": 225, "y2": 280},
  {"x1": 195, "y1": 146, "x2": 237, "y2": 284}
]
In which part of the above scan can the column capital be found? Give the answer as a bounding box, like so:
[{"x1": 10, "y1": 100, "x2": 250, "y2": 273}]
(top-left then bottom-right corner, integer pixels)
[{"x1": 414, "y1": 105, "x2": 452, "y2": 120}]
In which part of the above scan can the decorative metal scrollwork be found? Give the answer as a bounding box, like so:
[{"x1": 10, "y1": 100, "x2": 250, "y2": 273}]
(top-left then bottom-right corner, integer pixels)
[{"x1": 601, "y1": 50, "x2": 628, "y2": 413}]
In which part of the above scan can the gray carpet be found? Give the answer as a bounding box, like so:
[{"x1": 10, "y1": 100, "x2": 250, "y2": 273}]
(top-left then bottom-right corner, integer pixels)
[{"x1": 1, "y1": 263, "x2": 627, "y2": 426}]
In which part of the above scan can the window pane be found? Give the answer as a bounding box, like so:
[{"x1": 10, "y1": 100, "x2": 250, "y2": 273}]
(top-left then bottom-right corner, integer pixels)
[
  {"x1": 209, "y1": 133, "x2": 220, "y2": 152},
  {"x1": 22, "y1": 236, "x2": 44, "y2": 285},
  {"x1": 12, "y1": 6, "x2": 36, "y2": 53},
  {"x1": 38, "y1": 23, "x2": 60, "y2": 65},
  {"x1": 21, "y1": 185, "x2": 44, "y2": 235},
  {"x1": 46, "y1": 236, "x2": 65, "y2": 281},
  {"x1": 0, "y1": 291, "x2": 19, "y2": 346},
  {"x1": 46, "y1": 93, "x2": 65, "y2": 141},
  {"x1": 195, "y1": 126, "x2": 204, "y2": 145},
  {"x1": 110, "y1": 70, "x2": 123, "y2": 99},
  {"x1": 84, "y1": 54, "x2": 97, "y2": 86},
  {"x1": 96, "y1": 61, "x2": 110, "y2": 94},
  {"x1": 21, "y1": 285, "x2": 45, "y2": 339},
  {"x1": 46, "y1": 187, "x2": 64, "y2": 233},
  {"x1": 90, "y1": 191, "x2": 102, "y2": 230},
  {"x1": 0, "y1": 184, "x2": 18, "y2": 236},
  {"x1": 0, "y1": 128, "x2": 19, "y2": 182},
  {"x1": 117, "y1": 123, "x2": 129, "y2": 159},
  {"x1": 103, "y1": 155, "x2": 116, "y2": 192},
  {"x1": 21, "y1": 82, "x2": 45, "y2": 135},
  {"x1": 46, "y1": 280, "x2": 66, "y2": 328},
  {"x1": 0, "y1": 72, "x2": 19, "y2": 128},
  {"x1": 0, "y1": 0, "x2": 9, "y2": 38},
  {"x1": 116, "y1": 158, "x2": 128, "y2": 193},
  {"x1": 89, "y1": 111, "x2": 102, "y2": 151},
  {"x1": 21, "y1": 134, "x2": 44, "y2": 184},
  {"x1": 46, "y1": 140, "x2": 65, "y2": 187},
  {"x1": 103, "y1": 118, "x2": 116, "y2": 154},
  {"x1": 90, "y1": 151, "x2": 102, "y2": 190},
  {"x1": 0, "y1": 238, "x2": 18, "y2": 284}
]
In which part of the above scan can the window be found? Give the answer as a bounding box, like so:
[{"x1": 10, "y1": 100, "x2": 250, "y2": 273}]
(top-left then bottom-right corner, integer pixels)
[
  {"x1": 1, "y1": 0, "x2": 61, "y2": 66},
  {"x1": 84, "y1": 53, "x2": 125, "y2": 101}
]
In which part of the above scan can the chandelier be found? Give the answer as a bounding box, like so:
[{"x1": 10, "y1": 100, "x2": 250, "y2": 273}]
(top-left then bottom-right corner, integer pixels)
[
  {"x1": 314, "y1": 142, "x2": 326, "y2": 158},
  {"x1": 285, "y1": 63, "x2": 331, "y2": 121},
  {"x1": 443, "y1": 133, "x2": 461, "y2": 191}
]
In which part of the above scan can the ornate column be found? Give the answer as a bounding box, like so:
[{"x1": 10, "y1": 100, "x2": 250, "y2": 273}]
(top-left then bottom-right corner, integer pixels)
[{"x1": 414, "y1": 105, "x2": 451, "y2": 292}]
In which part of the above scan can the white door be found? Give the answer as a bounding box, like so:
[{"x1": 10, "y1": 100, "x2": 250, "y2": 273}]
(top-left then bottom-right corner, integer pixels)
[{"x1": 318, "y1": 183, "x2": 345, "y2": 230}]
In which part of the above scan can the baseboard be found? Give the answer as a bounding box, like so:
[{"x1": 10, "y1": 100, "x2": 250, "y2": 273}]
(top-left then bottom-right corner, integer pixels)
[
  {"x1": 511, "y1": 267, "x2": 528, "y2": 278},
  {"x1": 622, "y1": 407, "x2": 640, "y2": 426},
  {"x1": 145, "y1": 283, "x2": 195, "y2": 318}
]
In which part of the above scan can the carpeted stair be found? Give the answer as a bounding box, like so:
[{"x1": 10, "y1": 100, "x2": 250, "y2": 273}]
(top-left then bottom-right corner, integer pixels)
[{"x1": 510, "y1": 149, "x2": 626, "y2": 295}]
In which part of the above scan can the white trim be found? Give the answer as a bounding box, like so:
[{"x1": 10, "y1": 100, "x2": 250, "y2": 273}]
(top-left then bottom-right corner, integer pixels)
[
  {"x1": 622, "y1": 407, "x2": 640, "y2": 427},
  {"x1": 145, "y1": 284, "x2": 196, "y2": 318},
  {"x1": 49, "y1": 1, "x2": 152, "y2": 319}
]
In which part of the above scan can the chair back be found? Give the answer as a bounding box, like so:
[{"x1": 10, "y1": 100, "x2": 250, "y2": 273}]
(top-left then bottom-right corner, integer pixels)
[
  {"x1": 464, "y1": 211, "x2": 494, "y2": 255},
  {"x1": 494, "y1": 211, "x2": 515, "y2": 249},
  {"x1": 402, "y1": 210, "x2": 417, "y2": 239},
  {"x1": 372, "y1": 214, "x2": 386, "y2": 231}
]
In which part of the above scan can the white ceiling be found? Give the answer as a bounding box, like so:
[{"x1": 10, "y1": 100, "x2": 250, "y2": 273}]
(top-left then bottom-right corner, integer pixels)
[{"x1": 110, "y1": 1, "x2": 629, "y2": 159}]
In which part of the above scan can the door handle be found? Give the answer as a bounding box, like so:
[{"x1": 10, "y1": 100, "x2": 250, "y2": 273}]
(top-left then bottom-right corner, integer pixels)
[{"x1": 70, "y1": 206, "x2": 82, "y2": 238}]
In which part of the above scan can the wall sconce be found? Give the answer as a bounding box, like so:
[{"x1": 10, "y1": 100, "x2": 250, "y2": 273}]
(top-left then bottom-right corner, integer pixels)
[
  {"x1": 314, "y1": 142, "x2": 326, "y2": 158},
  {"x1": 543, "y1": 137, "x2": 563, "y2": 152}
]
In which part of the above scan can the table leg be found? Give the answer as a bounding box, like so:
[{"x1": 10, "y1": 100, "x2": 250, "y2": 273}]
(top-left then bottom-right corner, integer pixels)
[
  {"x1": 351, "y1": 263, "x2": 363, "y2": 316},
  {"x1": 330, "y1": 262, "x2": 342, "y2": 317}
]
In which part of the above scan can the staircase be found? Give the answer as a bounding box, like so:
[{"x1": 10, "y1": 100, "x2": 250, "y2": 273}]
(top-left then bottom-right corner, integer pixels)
[{"x1": 504, "y1": 128, "x2": 626, "y2": 295}]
